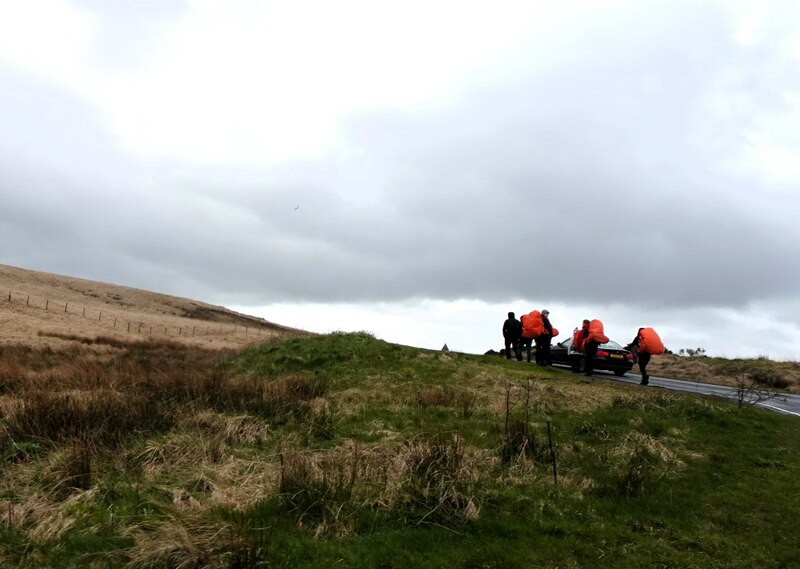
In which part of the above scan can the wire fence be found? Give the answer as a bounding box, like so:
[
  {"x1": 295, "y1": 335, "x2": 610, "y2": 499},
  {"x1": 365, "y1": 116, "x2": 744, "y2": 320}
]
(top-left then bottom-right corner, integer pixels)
[{"x1": 3, "y1": 289, "x2": 270, "y2": 340}]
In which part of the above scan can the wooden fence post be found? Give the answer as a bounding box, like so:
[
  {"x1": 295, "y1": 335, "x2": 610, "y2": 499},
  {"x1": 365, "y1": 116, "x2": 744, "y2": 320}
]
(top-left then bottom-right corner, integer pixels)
[
  {"x1": 82, "y1": 307, "x2": 86, "y2": 317},
  {"x1": 45, "y1": 299, "x2": 49, "y2": 310},
  {"x1": 65, "y1": 303, "x2": 68, "y2": 313},
  {"x1": 127, "y1": 322, "x2": 130, "y2": 332},
  {"x1": 99, "y1": 311, "x2": 102, "y2": 322},
  {"x1": 26, "y1": 296, "x2": 29, "y2": 306}
]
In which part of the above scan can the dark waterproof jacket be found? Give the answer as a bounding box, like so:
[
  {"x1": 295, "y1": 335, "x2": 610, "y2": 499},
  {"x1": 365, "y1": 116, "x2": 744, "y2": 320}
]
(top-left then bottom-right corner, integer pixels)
[
  {"x1": 503, "y1": 317, "x2": 522, "y2": 339},
  {"x1": 541, "y1": 316, "x2": 553, "y2": 336}
]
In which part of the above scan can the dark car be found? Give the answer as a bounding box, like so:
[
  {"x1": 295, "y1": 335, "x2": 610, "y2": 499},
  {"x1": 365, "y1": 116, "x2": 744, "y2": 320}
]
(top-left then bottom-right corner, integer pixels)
[{"x1": 550, "y1": 337, "x2": 634, "y2": 376}]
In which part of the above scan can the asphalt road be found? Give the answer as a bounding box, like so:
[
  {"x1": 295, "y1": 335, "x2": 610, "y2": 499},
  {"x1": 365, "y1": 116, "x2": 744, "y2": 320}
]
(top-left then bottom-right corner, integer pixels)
[{"x1": 561, "y1": 367, "x2": 800, "y2": 418}]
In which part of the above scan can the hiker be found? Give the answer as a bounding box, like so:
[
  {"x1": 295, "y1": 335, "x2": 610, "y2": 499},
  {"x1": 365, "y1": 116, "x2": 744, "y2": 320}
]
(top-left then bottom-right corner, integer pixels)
[
  {"x1": 626, "y1": 327, "x2": 665, "y2": 385},
  {"x1": 535, "y1": 309, "x2": 554, "y2": 366},
  {"x1": 502, "y1": 312, "x2": 522, "y2": 361},
  {"x1": 520, "y1": 310, "x2": 543, "y2": 363},
  {"x1": 581, "y1": 319, "x2": 609, "y2": 377}
]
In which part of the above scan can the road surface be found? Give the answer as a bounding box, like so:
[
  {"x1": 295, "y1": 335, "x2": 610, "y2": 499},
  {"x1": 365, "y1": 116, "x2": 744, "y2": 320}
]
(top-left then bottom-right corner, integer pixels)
[{"x1": 564, "y1": 368, "x2": 800, "y2": 418}]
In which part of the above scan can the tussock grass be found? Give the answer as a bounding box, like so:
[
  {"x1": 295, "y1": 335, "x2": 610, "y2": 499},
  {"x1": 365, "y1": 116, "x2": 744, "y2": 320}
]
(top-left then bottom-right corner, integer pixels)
[{"x1": 606, "y1": 431, "x2": 684, "y2": 497}]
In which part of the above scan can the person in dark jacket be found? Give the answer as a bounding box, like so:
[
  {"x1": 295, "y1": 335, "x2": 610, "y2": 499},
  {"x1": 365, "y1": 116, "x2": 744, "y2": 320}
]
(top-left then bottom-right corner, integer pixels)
[
  {"x1": 625, "y1": 327, "x2": 664, "y2": 386},
  {"x1": 535, "y1": 309, "x2": 554, "y2": 365},
  {"x1": 502, "y1": 312, "x2": 522, "y2": 361},
  {"x1": 581, "y1": 319, "x2": 598, "y2": 377},
  {"x1": 626, "y1": 330, "x2": 650, "y2": 385}
]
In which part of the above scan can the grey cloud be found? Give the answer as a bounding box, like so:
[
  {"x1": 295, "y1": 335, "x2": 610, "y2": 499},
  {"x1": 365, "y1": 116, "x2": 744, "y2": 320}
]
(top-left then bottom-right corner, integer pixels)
[{"x1": 1, "y1": 3, "x2": 799, "y2": 315}]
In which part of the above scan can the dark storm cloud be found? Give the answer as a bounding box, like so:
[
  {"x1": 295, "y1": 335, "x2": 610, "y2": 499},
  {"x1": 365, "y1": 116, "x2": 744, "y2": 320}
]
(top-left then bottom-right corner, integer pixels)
[{"x1": 1, "y1": 3, "x2": 798, "y2": 314}]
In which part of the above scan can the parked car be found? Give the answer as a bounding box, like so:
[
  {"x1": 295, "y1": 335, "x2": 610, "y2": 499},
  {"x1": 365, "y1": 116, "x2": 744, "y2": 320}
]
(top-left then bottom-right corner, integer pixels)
[{"x1": 550, "y1": 337, "x2": 634, "y2": 376}]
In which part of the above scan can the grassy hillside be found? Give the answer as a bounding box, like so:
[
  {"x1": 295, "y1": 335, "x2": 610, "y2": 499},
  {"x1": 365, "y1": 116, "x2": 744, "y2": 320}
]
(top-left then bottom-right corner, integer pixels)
[
  {"x1": 1, "y1": 332, "x2": 798, "y2": 568},
  {"x1": 0, "y1": 263, "x2": 297, "y2": 349}
]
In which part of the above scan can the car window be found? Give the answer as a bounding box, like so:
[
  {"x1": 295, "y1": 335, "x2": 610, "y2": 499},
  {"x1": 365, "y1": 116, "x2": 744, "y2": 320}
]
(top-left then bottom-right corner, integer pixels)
[{"x1": 603, "y1": 340, "x2": 623, "y2": 349}]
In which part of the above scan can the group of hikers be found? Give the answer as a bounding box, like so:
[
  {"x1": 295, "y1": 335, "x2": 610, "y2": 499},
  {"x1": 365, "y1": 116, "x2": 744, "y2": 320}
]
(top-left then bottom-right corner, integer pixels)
[{"x1": 502, "y1": 310, "x2": 665, "y2": 386}]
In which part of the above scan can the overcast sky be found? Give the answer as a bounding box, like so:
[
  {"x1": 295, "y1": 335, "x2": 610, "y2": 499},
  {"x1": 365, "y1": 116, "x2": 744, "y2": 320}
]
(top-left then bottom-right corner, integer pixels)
[{"x1": 1, "y1": 1, "x2": 799, "y2": 359}]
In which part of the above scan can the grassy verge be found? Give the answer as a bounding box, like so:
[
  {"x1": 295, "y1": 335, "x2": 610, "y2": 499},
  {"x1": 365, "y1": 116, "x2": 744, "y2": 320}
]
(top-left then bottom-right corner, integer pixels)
[
  {"x1": 649, "y1": 353, "x2": 800, "y2": 393},
  {"x1": 0, "y1": 332, "x2": 798, "y2": 568}
]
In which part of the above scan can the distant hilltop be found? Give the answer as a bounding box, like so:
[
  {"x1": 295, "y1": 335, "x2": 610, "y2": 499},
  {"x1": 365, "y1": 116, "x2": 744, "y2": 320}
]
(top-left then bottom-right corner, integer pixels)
[{"x1": 0, "y1": 263, "x2": 302, "y2": 349}]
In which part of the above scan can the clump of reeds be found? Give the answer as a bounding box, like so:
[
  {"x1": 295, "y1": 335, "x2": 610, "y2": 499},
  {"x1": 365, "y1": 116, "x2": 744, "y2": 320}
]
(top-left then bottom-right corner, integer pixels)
[
  {"x1": 394, "y1": 434, "x2": 480, "y2": 526},
  {"x1": 607, "y1": 431, "x2": 683, "y2": 497}
]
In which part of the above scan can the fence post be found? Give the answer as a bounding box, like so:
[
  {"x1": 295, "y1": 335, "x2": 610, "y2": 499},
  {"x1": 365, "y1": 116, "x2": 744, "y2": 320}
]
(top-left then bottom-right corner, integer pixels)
[
  {"x1": 65, "y1": 303, "x2": 68, "y2": 313},
  {"x1": 7, "y1": 292, "x2": 10, "y2": 301},
  {"x1": 164, "y1": 327, "x2": 167, "y2": 335},
  {"x1": 82, "y1": 307, "x2": 86, "y2": 317},
  {"x1": 192, "y1": 326, "x2": 196, "y2": 336},
  {"x1": 137, "y1": 323, "x2": 142, "y2": 333},
  {"x1": 114, "y1": 317, "x2": 117, "y2": 327},
  {"x1": 127, "y1": 322, "x2": 130, "y2": 332},
  {"x1": 149, "y1": 327, "x2": 152, "y2": 335},
  {"x1": 45, "y1": 299, "x2": 49, "y2": 310},
  {"x1": 26, "y1": 296, "x2": 29, "y2": 306},
  {"x1": 99, "y1": 311, "x2": 102, "y2": 322},
  {"x1": 179, "y1": 327, "x2": 182, "y2": 336}
]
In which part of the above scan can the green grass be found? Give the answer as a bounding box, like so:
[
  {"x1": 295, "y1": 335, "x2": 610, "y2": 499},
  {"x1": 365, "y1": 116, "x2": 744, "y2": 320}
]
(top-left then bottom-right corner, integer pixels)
[{"x1": 1, "y1": 332, "x2": 799, "y2": 568}]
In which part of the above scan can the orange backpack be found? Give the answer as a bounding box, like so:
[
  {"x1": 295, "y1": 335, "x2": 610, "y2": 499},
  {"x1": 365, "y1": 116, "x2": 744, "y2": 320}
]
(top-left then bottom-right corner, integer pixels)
[
  {"x1": 521, "y1": 310, "x2": 544, "y2": 338},
  {"x1": 573, "y1": 327, "x2": 586, "y2": 351},
  {"x1": 587, "y1": 319, "x2": 609, "y2": 344},
  {"x1": 638, "y1": 327, "x2": 664, "y2": 355}
]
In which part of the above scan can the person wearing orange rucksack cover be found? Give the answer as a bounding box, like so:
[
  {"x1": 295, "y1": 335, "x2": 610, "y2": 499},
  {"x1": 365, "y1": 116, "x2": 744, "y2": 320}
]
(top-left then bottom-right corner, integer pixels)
[
  {"x1": 582, "y1": 319, "x2": 609, "y2": 378},
  {"x1": 520, "y1": 310, "x2": 544, "y2": 363},
  {"x1": 626, "y1": 327, "x2": 664, "y2": 386},
  {"x1": 535, "y1": 309, "x2": 555, "y2": 366},
  {"x1": 573, "y1": 320, "x2": 590, "y2": 354}
]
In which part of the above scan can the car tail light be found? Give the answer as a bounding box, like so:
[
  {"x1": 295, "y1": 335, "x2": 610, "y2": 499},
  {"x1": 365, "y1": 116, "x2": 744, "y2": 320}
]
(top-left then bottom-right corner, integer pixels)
[
  {"x1": 596, "y1": 350, "x2": 610, "y2": 357},
  {"x1": 626, "y1": 353, "x2": 633, "y2": 360}
]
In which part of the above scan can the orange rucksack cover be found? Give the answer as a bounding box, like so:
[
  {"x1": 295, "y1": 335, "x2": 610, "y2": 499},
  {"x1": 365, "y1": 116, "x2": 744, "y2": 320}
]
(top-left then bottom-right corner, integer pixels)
[
  {"x1": 573, "y1": 328, "x2": 585, "y2": 351},
  {"x1": 551, "y1": 328, "x2": 559, "y2": 338},
  {"x1": 521, "y1": 310, "x2": 544, "y2": 338},
  {"x1": 638, "y1": 327, "x2": 664, "y2": 355},
  {"x1": 587, "y1": 319, "x2": 609, "y2": 344}
]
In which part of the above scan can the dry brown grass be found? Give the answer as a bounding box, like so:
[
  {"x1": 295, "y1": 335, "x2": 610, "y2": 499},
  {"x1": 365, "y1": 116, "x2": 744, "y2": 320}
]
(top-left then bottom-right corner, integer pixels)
[
  {"x1": 648, "y1": 354, "x2": 800, "y2": 393},
  {"x1": 0, "y1": 263, "x2": 302, "y2": 351}
]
